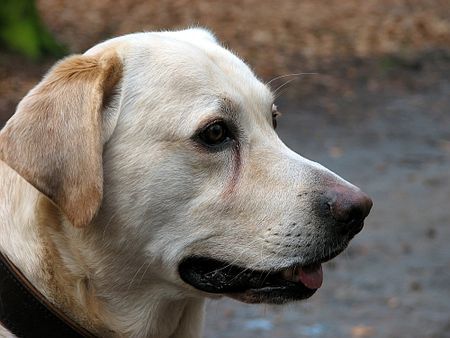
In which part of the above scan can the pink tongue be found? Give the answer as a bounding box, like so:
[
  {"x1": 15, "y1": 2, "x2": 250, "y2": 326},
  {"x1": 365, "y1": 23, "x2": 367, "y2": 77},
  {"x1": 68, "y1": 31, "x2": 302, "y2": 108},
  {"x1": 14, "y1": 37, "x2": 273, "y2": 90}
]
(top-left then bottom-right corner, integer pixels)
[{"x1": 298, "y1": 264, "x2": 323, "y2": 289}]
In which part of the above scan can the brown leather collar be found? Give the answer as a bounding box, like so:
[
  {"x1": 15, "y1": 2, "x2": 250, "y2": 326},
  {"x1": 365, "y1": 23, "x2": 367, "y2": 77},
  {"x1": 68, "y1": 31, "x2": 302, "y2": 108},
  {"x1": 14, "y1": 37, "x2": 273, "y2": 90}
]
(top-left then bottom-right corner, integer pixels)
[{"x1": 0, "y1": 250, "x2": 96, "y2": 338}]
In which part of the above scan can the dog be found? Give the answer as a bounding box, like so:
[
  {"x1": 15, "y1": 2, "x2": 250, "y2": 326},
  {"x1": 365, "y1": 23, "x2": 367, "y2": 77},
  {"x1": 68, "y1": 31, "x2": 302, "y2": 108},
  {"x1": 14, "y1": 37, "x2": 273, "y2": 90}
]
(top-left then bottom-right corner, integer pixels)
[{"x1": 0, "y1": 28, "x2": 372, "y2": 337}]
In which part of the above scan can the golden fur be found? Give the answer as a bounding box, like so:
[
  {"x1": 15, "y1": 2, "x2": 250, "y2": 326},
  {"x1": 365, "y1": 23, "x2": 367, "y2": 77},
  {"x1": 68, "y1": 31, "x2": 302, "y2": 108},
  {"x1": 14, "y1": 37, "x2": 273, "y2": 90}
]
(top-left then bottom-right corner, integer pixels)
[{"x1": 0, "y1": 52, "x2": 122, "y2": 228}]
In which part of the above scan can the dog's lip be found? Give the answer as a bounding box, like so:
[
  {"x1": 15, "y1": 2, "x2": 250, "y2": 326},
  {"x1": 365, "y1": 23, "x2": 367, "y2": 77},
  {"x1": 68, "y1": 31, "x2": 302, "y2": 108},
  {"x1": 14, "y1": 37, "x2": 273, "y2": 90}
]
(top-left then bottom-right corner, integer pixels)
[{"x1": 178, "y1": 247, "x2": 344, "y2": 303}]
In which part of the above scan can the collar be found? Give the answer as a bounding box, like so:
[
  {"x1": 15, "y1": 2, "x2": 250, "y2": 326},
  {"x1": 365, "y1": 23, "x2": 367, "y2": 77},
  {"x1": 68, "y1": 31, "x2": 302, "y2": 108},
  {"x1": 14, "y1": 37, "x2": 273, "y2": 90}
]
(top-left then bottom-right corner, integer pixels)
[{"x1": 0, "y1": 250, "x2": 96, "y2": 338}]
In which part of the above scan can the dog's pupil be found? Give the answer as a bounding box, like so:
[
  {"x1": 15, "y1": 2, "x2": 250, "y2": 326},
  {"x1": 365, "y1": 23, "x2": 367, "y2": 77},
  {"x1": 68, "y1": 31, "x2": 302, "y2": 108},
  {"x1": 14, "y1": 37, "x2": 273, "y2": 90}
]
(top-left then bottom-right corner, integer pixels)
[{"x1": 208, "y1": 124, "x2": 224, "y2": 142}]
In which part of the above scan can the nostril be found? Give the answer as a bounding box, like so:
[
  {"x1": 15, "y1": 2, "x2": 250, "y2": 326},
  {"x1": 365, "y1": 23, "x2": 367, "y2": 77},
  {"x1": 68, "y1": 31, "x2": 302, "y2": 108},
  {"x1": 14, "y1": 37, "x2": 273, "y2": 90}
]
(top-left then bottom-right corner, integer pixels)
[
  {"x1": 326, "y1": 187, "x2": 373, "y2": 228},
  {"x1": 328, "y1": 200, "x2": 362, "y2": 224}
]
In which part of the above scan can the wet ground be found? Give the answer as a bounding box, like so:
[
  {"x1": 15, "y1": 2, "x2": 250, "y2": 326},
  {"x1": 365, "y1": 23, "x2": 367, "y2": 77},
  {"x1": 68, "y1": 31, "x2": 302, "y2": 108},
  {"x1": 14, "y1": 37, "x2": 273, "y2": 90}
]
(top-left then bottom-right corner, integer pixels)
[{"x1": 203, "y1": 62, "x2": 450, "y2": 338}]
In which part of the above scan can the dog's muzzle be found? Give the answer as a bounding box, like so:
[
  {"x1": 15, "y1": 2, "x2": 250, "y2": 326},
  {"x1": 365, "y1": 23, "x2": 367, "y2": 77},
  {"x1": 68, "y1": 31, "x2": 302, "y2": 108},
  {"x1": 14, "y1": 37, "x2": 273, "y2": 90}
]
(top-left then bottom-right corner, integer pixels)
[{"x1": 179, "y1": 185, "x2": 372, "y2": 304}]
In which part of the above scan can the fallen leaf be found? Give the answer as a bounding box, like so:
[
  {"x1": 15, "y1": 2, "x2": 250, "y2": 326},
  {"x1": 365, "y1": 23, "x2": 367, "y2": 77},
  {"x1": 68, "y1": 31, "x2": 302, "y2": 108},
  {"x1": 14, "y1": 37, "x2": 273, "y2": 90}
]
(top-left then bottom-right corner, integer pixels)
[{"x1": 351, "y1": 325, "x2": 375, "y2": 337}]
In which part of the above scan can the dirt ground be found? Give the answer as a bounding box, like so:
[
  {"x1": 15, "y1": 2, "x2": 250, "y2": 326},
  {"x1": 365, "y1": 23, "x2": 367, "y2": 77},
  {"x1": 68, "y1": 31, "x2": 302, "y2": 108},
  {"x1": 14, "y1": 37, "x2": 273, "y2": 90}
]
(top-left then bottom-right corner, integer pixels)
[{"x1": 1, "y1": 1, "x2": 449, "y2": 337}]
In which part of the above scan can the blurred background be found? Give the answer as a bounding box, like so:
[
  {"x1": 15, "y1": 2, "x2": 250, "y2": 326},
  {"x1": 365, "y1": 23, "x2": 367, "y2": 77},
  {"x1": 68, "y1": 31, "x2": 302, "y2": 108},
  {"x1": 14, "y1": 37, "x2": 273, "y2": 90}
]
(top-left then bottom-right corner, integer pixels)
[{"x1": 1, "y1": 1, "x2": 449, "y2": 337}]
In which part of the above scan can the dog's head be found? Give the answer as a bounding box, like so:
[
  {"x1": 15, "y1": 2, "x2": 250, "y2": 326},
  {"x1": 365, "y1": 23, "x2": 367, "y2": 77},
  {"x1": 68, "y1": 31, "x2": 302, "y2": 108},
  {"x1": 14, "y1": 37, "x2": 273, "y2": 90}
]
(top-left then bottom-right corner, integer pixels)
[{"x1": 0, "y1": 29, "x2": 371, "y2": 304}]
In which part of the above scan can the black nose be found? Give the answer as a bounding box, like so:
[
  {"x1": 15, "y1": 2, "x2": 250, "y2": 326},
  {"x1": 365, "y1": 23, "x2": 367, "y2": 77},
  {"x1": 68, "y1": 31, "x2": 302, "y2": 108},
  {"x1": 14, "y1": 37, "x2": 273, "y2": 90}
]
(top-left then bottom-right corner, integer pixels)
[{"x1": 326, "y1": 186, "x2": 373, "y2": 235}]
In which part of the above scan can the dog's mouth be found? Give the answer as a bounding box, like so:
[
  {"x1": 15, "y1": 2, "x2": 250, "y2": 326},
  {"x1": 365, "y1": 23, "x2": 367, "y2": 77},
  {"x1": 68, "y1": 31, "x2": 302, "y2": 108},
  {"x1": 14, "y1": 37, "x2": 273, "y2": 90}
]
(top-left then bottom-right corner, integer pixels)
[{"x1": 178, "y1": 249, "x2": 343, "y2": 304}]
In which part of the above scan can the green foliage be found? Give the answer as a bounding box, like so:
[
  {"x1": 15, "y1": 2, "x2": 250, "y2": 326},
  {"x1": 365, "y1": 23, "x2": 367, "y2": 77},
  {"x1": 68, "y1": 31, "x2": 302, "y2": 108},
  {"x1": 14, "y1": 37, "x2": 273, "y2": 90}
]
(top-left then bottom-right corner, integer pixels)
[{"x1": 0, "y1": 0, "x2": 66, "y2": 59}]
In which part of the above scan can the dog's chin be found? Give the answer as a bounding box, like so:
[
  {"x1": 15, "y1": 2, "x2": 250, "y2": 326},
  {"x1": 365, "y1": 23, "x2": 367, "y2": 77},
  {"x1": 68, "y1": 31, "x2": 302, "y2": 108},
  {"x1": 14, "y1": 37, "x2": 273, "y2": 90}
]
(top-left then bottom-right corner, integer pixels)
[{"x1": 178, "y1": 249, "x2": 344, "y2": 304}]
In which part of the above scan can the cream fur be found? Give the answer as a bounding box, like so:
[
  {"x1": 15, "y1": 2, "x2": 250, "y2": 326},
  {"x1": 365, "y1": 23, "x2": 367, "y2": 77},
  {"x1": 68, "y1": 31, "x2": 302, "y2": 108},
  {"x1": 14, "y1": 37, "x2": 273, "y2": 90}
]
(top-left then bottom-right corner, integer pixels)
[{"x1": 0, "y1": 28, "x2": 360, "y2": 337}]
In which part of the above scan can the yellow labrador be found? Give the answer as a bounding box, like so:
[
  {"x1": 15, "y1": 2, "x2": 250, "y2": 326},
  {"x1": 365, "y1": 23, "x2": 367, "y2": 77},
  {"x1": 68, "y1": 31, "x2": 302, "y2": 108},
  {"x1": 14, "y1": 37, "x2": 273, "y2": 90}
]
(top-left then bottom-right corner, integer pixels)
[{"x1": 0, "y1": 28, "x2": 372, "y2": 337}]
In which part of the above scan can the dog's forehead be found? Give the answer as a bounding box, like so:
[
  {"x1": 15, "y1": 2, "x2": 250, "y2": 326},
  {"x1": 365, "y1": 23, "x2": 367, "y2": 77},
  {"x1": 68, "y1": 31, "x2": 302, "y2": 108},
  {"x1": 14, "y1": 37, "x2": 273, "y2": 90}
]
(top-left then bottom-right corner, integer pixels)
[{"x1": 87, "y1": 29, "x2": 273, "y2": 118}]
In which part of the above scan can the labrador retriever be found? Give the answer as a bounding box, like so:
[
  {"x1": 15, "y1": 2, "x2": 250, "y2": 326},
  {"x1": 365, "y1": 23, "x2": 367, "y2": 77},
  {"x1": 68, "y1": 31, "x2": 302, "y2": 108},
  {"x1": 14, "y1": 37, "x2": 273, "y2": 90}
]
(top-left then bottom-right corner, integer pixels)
[{"x1": 0, "y1": 28, "x2": 372, "y2": 337}]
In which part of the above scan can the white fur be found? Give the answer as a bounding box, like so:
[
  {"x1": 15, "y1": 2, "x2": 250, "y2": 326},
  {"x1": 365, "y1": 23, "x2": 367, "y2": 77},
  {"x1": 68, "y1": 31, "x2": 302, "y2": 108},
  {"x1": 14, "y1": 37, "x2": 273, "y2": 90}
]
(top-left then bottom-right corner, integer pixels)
[{"x1": 0, "y1": 28, "x2": 359, "y2": 337}]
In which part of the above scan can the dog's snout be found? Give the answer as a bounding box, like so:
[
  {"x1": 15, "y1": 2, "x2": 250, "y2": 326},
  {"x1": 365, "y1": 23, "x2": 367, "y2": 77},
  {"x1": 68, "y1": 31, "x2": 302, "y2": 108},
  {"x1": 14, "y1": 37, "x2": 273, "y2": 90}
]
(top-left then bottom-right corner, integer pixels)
[{"x1": 325, "y1": 186, "x2": 373, "y2": 235}]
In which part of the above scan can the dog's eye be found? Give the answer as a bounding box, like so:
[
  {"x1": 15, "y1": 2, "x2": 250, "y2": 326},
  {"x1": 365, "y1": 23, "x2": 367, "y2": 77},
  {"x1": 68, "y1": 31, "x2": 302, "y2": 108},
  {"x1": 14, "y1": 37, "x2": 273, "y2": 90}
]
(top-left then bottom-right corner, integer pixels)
[
  {"x1": 199, "y1": 122, "x2": 231, "y2": 146},
  {"x1": 272, "y1": 113, "x2": 278, "y2": 129},
  {"x1": 272, "y1": 104, "x2": 281, "y2": 129}
]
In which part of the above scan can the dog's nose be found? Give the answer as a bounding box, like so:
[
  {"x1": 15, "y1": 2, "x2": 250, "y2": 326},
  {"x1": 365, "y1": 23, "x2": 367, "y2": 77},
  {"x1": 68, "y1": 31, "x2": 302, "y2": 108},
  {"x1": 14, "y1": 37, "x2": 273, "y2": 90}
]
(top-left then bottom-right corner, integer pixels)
[{"x1": 326, "y1": 186, "x2": 372, "y2": 235}]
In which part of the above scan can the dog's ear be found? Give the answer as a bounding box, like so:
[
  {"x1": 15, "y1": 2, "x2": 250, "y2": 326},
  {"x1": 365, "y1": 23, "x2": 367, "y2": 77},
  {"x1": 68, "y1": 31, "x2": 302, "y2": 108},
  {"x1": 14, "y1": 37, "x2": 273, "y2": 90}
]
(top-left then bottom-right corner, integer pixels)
[{"x1": 0, "y1": 52, "x2": 122, "y2": 228}]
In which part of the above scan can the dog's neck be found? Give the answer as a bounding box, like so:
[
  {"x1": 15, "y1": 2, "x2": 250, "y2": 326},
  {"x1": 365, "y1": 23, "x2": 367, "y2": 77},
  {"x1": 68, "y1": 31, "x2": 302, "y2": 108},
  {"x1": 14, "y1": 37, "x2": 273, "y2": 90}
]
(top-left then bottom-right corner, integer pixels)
[{"x1": 0, "y1": 160, "x2": 204, "y2": 338}]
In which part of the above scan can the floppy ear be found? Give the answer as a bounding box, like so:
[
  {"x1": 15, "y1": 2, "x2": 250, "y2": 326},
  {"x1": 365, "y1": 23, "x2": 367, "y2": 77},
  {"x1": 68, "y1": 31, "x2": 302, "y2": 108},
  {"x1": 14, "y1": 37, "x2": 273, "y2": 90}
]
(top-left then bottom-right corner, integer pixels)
[{"x1": 0, "y1": 52, "x2": 122, "y2": 228}]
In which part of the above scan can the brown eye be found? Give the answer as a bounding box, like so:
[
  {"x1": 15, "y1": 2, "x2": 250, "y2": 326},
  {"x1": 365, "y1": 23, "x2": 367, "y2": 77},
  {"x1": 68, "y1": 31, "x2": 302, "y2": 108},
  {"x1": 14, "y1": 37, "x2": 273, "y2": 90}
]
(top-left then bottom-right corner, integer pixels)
[{"x1": 199, "y1": 122, "x2": 231, "y2": 146}]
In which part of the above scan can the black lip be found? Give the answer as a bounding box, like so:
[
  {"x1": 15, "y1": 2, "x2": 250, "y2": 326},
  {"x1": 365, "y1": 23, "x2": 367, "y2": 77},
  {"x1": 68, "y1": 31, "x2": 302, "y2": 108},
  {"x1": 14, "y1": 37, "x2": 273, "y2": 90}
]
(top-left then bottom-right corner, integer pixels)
[
  {"x1": 178, "y1": 257, "x2": 306, "y2": 294},
  {"x1": 228, "y1": 284, "x2": 317, "y2": 304},
  {"x1": 178, "y1": 248, "x2": 345, "y2": 304}
]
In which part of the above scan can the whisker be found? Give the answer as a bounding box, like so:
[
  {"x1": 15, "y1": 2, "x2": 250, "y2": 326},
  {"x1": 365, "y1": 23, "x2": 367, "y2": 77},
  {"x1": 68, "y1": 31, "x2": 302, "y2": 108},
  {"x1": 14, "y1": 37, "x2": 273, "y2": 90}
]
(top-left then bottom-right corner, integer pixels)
[
  {"x1": 275, "y1": 86, "x2": 296, "y2": 100},
  {"x1": 266, "y1": 72, "x2": 317, "y2": 86},
  {"x1": 210, "y1": 237, "x2": 266, "y2": 275},
  {"x1": 136, "y1": 260, "x2": 153, "y2": 286},
  {"x1": 127, "y1": 260, "x2": 148, "y2": 291},
  {"x1": 273, "y1": 78, "x2": 298, "y2": 96},
  {"x1": 101, "y1": 210, "x2": 118, "y2": 243},
  {"x1": 216, "y1": 237, "x2": 275, "y2": 285}
]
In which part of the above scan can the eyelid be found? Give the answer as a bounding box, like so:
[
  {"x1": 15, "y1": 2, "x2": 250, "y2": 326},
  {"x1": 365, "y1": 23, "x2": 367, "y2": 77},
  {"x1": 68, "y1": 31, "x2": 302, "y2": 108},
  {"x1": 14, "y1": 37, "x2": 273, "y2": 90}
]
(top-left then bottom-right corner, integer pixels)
[{"x1": 197, "y1": 117, "x2": 237, "y2": 136}]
